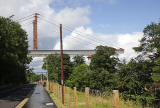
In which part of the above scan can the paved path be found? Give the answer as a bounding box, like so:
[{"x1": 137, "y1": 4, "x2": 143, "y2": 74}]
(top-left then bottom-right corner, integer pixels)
[
  {"x1": 0, "y1": 84, "x2": 35, "y2": 108},
  {"x1": 23, "y1": 84, "x2": 57, "y2": 108}
]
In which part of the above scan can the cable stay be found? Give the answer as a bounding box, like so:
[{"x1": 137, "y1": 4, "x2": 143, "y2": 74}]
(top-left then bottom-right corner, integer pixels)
[
  {"x1": 39, "y1": 15, "x2": 119, "y2": 48},
  {"x1": 38, "y1": 15, "x2": 119, "y2": 49},
  {"x1": 15, "y1": 14, "x2": 34, "y2": 22},
  {"x1": 16, "y1": 13, "x2": 124, "y2": 51}
]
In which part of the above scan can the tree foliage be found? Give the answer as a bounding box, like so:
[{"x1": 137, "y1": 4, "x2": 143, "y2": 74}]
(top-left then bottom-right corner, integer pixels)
[
  {"x1": 73, "y1": 55, "x2": 85, "y2": 66},
  {"x1": 42, "y1": 21, "x2": 160, "y2": 106},
  {"x1": 90, "y1": 45, "x2": 118, "y2": 72},
  {"x1": 134, "y1": 22, "x2": 160, "y2": 72},
  {"x1": 26, "y1": 68, "x2": 41, "y2": 82},
  {"x1": 134, "y1": 22, "x2": 160, "y2": 52},
  {"x1": 66, "y1": 64, "x2": 88, "y2": 90},
  {"x1": 118, "y1": 59, "x2": 154, "y2": 104},
  {"x1": 64, "y1": 46, "x2": 119, "y2": 91},
  {"x1": 132, "y1": 22, "x2": 160, "y2": 106},
  {"x1": 42, "y1": 54, "x2": 73, "y2": 84},
  {"x1": 87, "y1": 46, "x2": 119, "y2": 91},
  {"x1": 0, "y1": 16, "x2": 30, "y2": 85}
]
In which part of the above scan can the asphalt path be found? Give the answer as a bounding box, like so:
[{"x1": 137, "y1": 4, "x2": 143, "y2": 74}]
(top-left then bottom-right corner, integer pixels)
[
  {"x1": 0, "y1": 84, "x2": 35, "y2": 108},
  {"x1": 23, "y1": 84, "x2": 57, "y2": 108}
]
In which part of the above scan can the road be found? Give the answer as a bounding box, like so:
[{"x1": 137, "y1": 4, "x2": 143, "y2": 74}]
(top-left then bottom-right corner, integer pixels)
[
  {"x1": 23, "y1": 84, "x2": 57, "y2": 108},
  {"x1": 0, "y1": 84, "x2": 35, "y2": 108}
]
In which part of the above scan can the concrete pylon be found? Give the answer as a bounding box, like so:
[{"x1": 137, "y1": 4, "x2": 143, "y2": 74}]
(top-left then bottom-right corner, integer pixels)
[{"x1": 33, "y1": 13, "x2": 39, "y2": 50}]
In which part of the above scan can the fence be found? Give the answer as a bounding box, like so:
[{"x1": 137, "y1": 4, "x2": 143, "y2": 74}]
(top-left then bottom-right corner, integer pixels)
[{"x1": 46, "y1": 82, "x2": 121, "y2": 108}]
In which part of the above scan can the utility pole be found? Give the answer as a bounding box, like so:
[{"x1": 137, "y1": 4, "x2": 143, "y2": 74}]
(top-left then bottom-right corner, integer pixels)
[
  {"x1": 33, "y1": 13, "x2": 39, "y2": 50},
  {"x1": 60, "y1": 24, "x2": 64, "y2": 104}
]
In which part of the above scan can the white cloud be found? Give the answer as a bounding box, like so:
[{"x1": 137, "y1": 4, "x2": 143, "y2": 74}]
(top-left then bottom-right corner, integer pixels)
[
  {"x1": 0, "y1": 0, "x2": 90, "y2": 49},
  {"x1": 94, "y1": 0, "x2": 117, "y2": 4},
  {"x1": 0, "y1": 0, "x2": 91, "y2": 72},
  {"x1": 116, "y1": 32, "x2": 143, "y2": 61},
  {"x1": 54, "y1": 26, "x2": 143, "y2": 61},
  {"x1": 55, "y1": 7, "x2": 90, "y2": 27},
  {"x1": 29, "y1": 57, "x2": 45, "y2": 72},
  {"x1": 52, "y1": 0, "x2": 116, "y2": 7},
  {"x1": 54, "y1": 26, "x2": 94, "y2": 50},
  {"x1": 0, "y1": 0, "x2": 142, "y2": 72}
]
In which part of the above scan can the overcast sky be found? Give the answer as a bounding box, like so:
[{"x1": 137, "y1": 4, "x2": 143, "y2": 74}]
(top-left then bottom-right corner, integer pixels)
[{"x1": 0, "y1": 0, "x2": 160, "y2": 73}]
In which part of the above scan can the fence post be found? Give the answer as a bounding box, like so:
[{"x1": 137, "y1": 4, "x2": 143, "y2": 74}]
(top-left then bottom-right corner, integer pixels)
[
  {"x1": 52, "y1": 84, "x2": 54, "y2": 94},
  {"x1": 67, "y1": 87, "x2": 70, "y2": 108},
  {"x1": 64, "y1": 85, "x2": 65, "y2": 99},
  {"x1": 51, "y1": 83, "x2": 54, "y2": 93},
  {"x1": 85, "y1": 87, "x2": 89, "y2": 108},
  {"x1": 58, "y1": 84, "x2": 60, "y2": 99},
  {"x1": 50, "y1": 82, "x2": 52, "y2": 92},
  {"x1": 60, "y1": 85, "x2": 61, "y2": 99},
  {"x1": 55, "y1": 84, "x2": 57, "y2": 97},
  {"x1": 60, "y1": 85, "x2": 62, "y2": 100},
  {"x1": 113, "y1": 90, "x2": 119, "y2": 108},
  {"x1": 74, "y1": 87, "x2": 77, "y2": 108},
  {"x1": 49, "y1": 81, "x2": 50, "y2": 90}
]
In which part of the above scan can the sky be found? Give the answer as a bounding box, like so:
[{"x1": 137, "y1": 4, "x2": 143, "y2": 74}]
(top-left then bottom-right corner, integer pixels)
[{"x1": 0, "y1": 0, "x2": 160, "y2": 73}]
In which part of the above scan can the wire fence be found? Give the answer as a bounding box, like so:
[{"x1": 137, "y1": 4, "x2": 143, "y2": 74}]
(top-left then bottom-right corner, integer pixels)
[{"x1": 44, "y1": 82, "x2": 157, "y2": 108}]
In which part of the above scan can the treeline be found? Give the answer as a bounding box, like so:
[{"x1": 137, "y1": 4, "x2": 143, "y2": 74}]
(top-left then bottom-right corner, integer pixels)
[
  {"x1": 0, "y1": 17, "x2": 31, "y2": 85},
  {"x1": 26, "y1": 68, "x2": 41, "y2": 82},
  {"x1": 43, "y1": 21, "x2": 160, "y2": 107}
]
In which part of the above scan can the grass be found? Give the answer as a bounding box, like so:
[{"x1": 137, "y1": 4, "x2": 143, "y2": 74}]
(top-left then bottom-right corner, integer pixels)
[
  {"x1": 45, "y1": 87, "x2": 66, "y2": 108},
  {"x1": 46, "y1": 82, "x2": 143, "y2": 108},
  {"x1": 152, "y1": 73, "x2": 160, "y2": 82}
]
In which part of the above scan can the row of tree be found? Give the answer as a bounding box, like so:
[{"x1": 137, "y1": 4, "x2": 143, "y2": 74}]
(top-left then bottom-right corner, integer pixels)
[
  {"x1": 26, "y1": 68, "x2": 41, "y2": 82},
  {"x1": 0, "y1": 16, "x2": 32, "y2": 85},
  {"x1": 43, "y1": 21, "x2": 160, "y2": 106}
]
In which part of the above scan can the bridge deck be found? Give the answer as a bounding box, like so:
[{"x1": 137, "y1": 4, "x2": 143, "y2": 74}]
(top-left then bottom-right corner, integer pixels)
[{"x1": 28, "y1": 50, "x2": 96, "y2": 57}]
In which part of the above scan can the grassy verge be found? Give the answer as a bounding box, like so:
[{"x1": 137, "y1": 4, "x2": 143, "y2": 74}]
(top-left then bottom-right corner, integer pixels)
[
  {"x1": 45, "y1": 87, "x2": 66, "y2": 108},
  {"x1": 46, "y1": 82, "x2": 143, "y2": 108}
]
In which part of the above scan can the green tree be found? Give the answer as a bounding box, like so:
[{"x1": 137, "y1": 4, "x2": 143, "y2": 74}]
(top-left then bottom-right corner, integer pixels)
[
  {"x1": 0, "y1": 16, "x2": 30, "y2": 85},
  {"x1": 89, "y1": 45, "x2": 119, "y2": 91},
  {"x1": 26, "y1": 68, "x2": 41, "y2": 82},
  {"x1": 42, "y1": 54, "x2": 73, "y2": 84},
  {"x1": 85, "y1": 70, "x2": 118, "y2": 91},
  {"x1": 90, "y1": 45, "x2": 118, "y2": 72},
  {"x1": 133, "y1": 21, "x2": 160, "y2": 106},
  {"x1": 134, "y1": 22, "x2": 160, "y2": 74},
  {"x1": 73, "y1": 55, "x2": 85, "y2": 66},
  {"x1": 66, "y1": 64, "x2": 88, "y2": 90},
  {"x1": 153, "y1": 56, "x2": 160, "y2": 73},
  {"x1": 134, "y1": 22, "x2": 160, "y2": 53},
  {"x1": 118, "y1": 59, "x2": 154, "y2": 105},
  {"x1": 42, "y1": 54, "x2": 60, "y2": 81}
]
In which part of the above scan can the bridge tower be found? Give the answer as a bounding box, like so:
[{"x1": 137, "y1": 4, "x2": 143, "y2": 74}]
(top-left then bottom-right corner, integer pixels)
[{"x1": 33, "y1": 13, "x2": 39, "y2": 50}]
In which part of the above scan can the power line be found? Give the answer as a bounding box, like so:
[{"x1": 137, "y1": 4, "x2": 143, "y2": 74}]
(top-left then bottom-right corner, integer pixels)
[
  {"x1": 39, "y1": 15, "x2": 119, "y2": 49},
  {"x1": 15, "y1": 14, "x2": 120, "y2": 49},
  {"x1": 18, "y1": 17, "x2": 33, "y2": 23},
  {"x1": 38, "y1": 17, "x2": 117, "y2": 50},
  {"x1": 38, "y1": 18, "x2": 96, "y2": 50},
  {"x1": 20, "y1": 21, "x2": 33, "y2": 26},
  {"x1": 62, "y1": 24, "x2": 119, "y2": 48},
  {"x1": 37, "y1": 22, "x2": 95, "y2": 50},
  {"x1": 37, "y1": 19, "x2": 59, "y2": 31},
  {"x1": 69, "y1": 34, "x2": 100, "y2": 48},
  {"x1": 15, "y1": 14, "x2": 34, "y2": 22},
  {"x1": 63, "y1": 28, "x2": 107, "y2": 47},
  {"x1": 39, "y1": 16, "x2": 104, "y2": 45},
  {"x1": 37, "y1": 21, "x2": 60, "y2": 34},
  {"x1": 38, "y1": 17, "x2": 106, "y2": 47},
  {"x1": 65, "y1": 36, "x2": 96, "y2": 50},
  {"x1": 19, "y1": 14, "x2": 120, "y2": 50}
]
